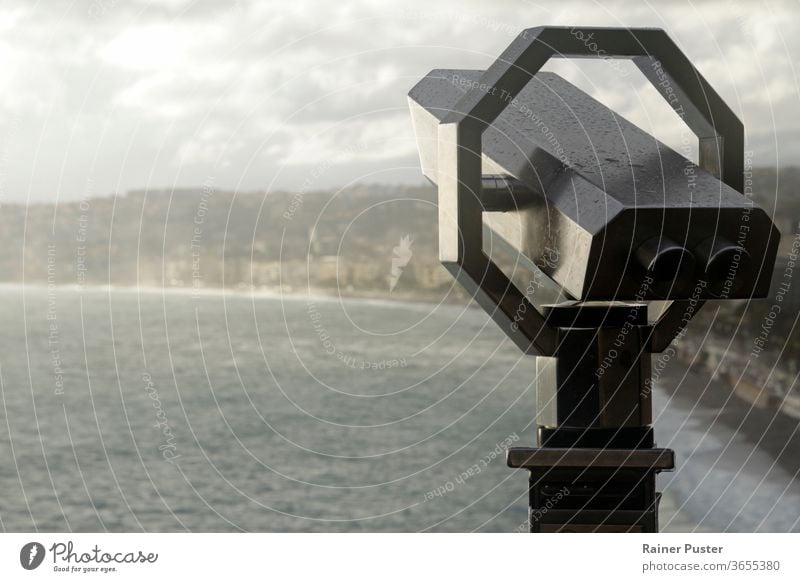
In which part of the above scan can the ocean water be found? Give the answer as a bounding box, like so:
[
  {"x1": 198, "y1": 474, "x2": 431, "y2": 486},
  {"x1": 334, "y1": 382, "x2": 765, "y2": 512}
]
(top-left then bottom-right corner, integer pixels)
[{"x1": 0, "y1": 285, "x2": 798, "y2": 532}]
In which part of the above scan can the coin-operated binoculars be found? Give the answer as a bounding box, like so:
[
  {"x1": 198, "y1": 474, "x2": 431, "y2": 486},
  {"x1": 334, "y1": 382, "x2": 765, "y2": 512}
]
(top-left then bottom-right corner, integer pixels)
[{"x1": 408, "y1": 26, "x2": 779, "y2": 532}]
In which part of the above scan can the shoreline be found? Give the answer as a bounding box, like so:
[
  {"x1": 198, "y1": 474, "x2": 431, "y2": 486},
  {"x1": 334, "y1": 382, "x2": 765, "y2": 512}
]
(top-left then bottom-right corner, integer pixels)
[{"x1": 0, "y1": 281, "x2": 472, "y2": 310}]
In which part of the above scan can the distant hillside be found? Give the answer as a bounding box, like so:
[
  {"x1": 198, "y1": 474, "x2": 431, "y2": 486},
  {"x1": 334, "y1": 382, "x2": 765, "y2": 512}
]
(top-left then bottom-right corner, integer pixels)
[{"x1": 0, "y1": 182, "x2": 457, "y2": 299}]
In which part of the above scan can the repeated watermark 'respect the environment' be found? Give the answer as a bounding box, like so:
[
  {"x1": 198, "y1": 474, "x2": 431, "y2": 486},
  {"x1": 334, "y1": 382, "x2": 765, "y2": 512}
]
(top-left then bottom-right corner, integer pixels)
[
  {"x1": 450, "y1": 73, "x2": 573, "y2": 168},
  {"x1": 47, "y1": 244, "x2": 65, "y2": 396}
]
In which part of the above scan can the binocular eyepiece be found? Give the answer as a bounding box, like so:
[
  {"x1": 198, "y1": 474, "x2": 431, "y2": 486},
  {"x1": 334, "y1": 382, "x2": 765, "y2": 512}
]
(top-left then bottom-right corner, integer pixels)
[{"x1": 634, "y1": 235, "x2": 751, "y2": 298}]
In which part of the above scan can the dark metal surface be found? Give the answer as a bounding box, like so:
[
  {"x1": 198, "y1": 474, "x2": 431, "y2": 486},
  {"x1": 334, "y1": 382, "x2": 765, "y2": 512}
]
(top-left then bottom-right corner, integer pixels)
[
  {"x1": 408, "y1": 28, "x2": 781, "y2": 361},
  {"x1": 538, "y1": 426, "x2": 654, "y2": 449},
  {"x1": 541, "y1": 302, "x2": 647, "y2": 328},
  {"x1": 409, "y1": 67, "x2": 778, "y2": 304},
  {"x1": 478, "y1": 175, "x2": 538, "y2": 211},
  {"x1": 536, "y1": 328, "x2": 652, "y2": 428},
  {"x1": 507, "y1": 447, "x2": 675, "y2": 469},
  {"x1": 409, "y1": 26, "x2": 780, "y2": 534}
]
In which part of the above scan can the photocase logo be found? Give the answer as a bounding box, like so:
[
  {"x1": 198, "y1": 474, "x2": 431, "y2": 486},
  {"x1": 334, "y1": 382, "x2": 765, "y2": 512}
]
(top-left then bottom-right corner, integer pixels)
[
  {"x1": 389, "y1": 235, "x2": 413, "y2": 292},
  {"x1": 20, "y1": 542, "x2": 45, "y2": 570}
]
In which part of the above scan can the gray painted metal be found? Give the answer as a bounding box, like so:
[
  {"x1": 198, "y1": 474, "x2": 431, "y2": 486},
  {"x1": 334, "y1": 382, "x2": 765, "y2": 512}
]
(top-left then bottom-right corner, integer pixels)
[
  {"x1": 408, "y1": 26, "x2": 780, "y2": 357},
  {"x1": 409, "y1": 27, "x2": 780, "y2": 533}
]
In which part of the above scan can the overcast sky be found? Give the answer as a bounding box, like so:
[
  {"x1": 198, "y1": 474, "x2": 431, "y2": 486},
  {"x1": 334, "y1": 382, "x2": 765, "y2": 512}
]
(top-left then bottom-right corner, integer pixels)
[{"x1": 0, "y1": 0, "x2": 798, "y2": 202}]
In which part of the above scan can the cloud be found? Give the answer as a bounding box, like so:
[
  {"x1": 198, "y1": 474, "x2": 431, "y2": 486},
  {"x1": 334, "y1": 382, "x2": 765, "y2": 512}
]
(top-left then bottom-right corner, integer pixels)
[{"x1": 0, "y1": 0, "x2": 798, "y2": 201}]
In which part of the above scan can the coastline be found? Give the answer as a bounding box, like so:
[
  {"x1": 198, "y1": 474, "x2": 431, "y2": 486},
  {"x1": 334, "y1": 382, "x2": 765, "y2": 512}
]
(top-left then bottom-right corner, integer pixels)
[{"x1": 0, "y1": 281, "x2": 473, "y2": 310}]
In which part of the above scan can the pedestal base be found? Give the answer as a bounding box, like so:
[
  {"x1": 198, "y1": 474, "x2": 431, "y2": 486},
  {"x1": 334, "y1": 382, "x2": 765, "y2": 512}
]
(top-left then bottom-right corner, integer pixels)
[{"x1": 507, "y1": 446, "x2": 674, "y2": 533}]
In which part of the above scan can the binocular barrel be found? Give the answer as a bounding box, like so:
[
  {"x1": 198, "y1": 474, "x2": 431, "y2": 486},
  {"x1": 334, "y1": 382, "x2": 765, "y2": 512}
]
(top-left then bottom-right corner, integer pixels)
[{"x1": 409, "y1": 68, "x2": 778, "y2": 302}]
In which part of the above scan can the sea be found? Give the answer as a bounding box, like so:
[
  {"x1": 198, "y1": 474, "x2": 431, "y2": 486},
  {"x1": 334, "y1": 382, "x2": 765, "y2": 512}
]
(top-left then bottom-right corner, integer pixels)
[{"x1": 0, "y1": 285, "x2": 798, "y2": 532}]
